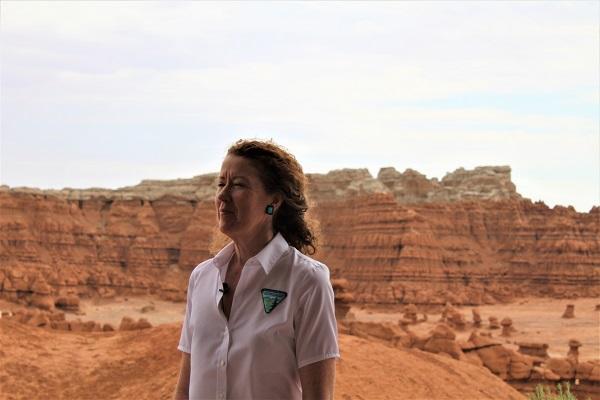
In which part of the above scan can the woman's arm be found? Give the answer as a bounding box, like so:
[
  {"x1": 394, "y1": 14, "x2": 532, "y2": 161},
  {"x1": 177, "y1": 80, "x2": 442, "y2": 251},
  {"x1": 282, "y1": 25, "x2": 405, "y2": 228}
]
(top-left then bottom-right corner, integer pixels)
[
  {"x1": 173, "y1": 352, "x2": 191, "y2": 400},
  {"x1": 299, "y1": 358, "x2": 336, "y2": 400}
]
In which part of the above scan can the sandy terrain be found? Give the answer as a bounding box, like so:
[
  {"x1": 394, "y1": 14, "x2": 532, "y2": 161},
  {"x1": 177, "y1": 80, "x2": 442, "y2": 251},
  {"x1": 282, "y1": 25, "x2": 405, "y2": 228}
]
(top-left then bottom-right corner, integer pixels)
[
  {"x1": 0, "y1": 318, "x2": 525, "y2": 400},
  {"x1": 351, "y1": 297, "x2": 600, "y2": 361},
  {"x1": 2, "y1": 296, "x2": 597, "y2": 399},
  {"x1": 65, "y1": 296, "x2": 186, "y2": 327}
]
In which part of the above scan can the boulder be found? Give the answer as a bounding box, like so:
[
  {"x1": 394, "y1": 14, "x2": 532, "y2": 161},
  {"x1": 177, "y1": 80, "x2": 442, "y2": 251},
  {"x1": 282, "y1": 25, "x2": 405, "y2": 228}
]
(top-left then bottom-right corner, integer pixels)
[
  {"x1": 531, "y1": 366, "x2": 560, "y2": 381},
  {"x1": 135, "y1": 318, "x2": 152, "y2": 330},
  {"x1": 50, "y1": 320, "x2": 70, "y2": 330},
  {"x1": 546, "y1": 358, "x2": 575, "y2": 379},
  {"x1": 475, "y1": 345, "x2": 511, "y2": 379},
  {"x1": 15, "y1": 310, "x2": 34, "y2": 324},
  {"x1": 488, "y1": 316, "x2": 500, "y2": 329},
  {"x1": 561, "y1": 304, "x2": 575, "y2": 319},
  {"x1": 81, "y1": 321, "x2": 96, "y2": 332},
  {"x1": 48, "y1": 311, "x2": 66, "y2": 322},
  {"x1": 567, "y1": 339, "x2": 581, "y2": 363},
  {"x1": 472, "y1": 308, "x2": 482, "y2": 327},
  {"x1": 54, "y1": 296, "x2": 80, "y2": 312},
  {"x1": 140, "y1": 304, "x2": 155, "y2": 314},
  {"x1": 27, "y1": 313, "x2": 50, "y2": 328},
  {"x1": 508, "y1": 350, "x2": 533, "y2": 380},
  {"x1": 403, "y1": 304, "x2": 418, "y2": 323},
  {"x1": 119, "y1": 316, "x2": 137, "y2": 331},
  {"x1": 576, "y1": 360, "x2": 600, "y2": 382},
  {"x1": 423, "y1": 338, "x2": 463, "y2": 360},
  {"x1": 30, "y1": 295, "x2": 54, "y2": 311},
  {"x1": 69, "y1": 319, "x2": 83, "y2": 331},
  {"x1": 468, "y1": 332, "x2": 501, "y2": 348},
  {"x1": 102, "y1": 323, "x2": 115, "y2": 332},
  {"x1": 421, "y1": 324, "x2": 462, "y2": 360},
  {"x1": 517, "y1": 342, "x2": 549, "y2": 359},
  {"x1": 31, "y1": 278, "x2": 52, "y2": 295},
  {"x1": 500, "y1": 318, "x2": 515, "y2": 337},
  {"x1": 430, "y1": 323, "x2": 456, "y2": 340},
  {"x1": 446, "y1": 309, "x2": 467, "y2": 330}
]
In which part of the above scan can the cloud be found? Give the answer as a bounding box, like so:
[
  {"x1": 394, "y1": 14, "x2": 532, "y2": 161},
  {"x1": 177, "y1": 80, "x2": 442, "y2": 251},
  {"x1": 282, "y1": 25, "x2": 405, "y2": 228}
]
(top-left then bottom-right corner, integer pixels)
[{"x1": 1, "y1": 1, "x2": 598, "y2": 212}]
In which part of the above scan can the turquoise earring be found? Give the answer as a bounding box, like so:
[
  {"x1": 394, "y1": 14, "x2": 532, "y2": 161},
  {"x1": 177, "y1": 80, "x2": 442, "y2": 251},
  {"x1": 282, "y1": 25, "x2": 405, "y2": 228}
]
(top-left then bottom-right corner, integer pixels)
[{"x1": 265, "y1": 204, "x2": 274, "y2": 215}]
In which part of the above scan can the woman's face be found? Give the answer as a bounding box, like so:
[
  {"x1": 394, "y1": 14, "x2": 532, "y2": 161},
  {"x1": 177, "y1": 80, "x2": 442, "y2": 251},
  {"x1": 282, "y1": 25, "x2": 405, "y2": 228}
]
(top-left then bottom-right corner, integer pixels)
[{"x1": 215, "y1": 154, "x2": 275, "y2": 240}]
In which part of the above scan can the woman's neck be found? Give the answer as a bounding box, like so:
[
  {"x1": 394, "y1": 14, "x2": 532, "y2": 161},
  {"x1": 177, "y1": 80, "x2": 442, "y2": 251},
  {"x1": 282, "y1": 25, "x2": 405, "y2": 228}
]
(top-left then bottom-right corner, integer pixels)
[{"x1": 232, "y1": 227, "x2": 275, "y2": 267}]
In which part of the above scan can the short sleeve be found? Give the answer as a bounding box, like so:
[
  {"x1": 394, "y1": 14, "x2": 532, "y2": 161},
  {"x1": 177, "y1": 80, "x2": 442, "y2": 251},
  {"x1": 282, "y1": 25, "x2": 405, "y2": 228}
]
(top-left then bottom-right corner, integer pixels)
[
  {"x1": 294, "y1": 264, "x2": 340, "y2": 368},
  {"x1": 178, "y1": 271, "x2": 195, "y2": 353}
]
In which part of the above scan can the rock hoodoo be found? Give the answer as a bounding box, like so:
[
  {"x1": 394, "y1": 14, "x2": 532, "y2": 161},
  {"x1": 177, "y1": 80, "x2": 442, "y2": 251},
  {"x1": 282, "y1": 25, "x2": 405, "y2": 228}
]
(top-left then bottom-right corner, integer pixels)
[
  {"x1": 419, "y1": 323, "x2": 463, "y2": 360},
  {"x1": 472, "y1": 309, "x2": 482, "y2": 327},
  {"x1": 500, "y1": 318, "x2": 515, "y2": 337},
  {"x1": 517, "y1": 342, "x2": 550, "y2": 359},
  {"x1": 402, "y1": 304, "x2": 418, "y2": 324},
  {"x1": 561, "y1": 304, "x2": 575, "y2": 318},
  {"x1": 489, "y1": 316, "x2": 500, "y2": 330},
  {"x1": 567, "y1": 339, "x2": 582, "y2": 363}
]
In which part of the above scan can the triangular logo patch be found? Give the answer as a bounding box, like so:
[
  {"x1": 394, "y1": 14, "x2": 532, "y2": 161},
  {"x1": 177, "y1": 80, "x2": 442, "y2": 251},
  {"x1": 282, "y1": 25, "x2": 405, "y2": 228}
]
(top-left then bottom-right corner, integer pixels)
[{"x1": 261, "y1": 288, "x2": 287, "y2": 314}]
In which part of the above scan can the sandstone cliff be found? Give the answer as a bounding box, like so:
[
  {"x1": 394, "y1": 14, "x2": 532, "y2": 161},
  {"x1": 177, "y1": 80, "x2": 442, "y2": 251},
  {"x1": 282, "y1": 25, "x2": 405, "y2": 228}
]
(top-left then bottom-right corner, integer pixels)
[
  {"x1": 0, "y1": 165, "x2": 597, "y2": 306},
  {"x1": 312, "y1": 194, "x2": 600, "y2": 304},
  {"x1": 2, "y1": 164, "x2": 519, "y2": 204}
]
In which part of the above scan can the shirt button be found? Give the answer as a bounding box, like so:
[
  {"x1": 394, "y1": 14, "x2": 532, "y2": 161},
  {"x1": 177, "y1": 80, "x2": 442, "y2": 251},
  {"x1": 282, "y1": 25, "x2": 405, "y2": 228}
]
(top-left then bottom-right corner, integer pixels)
[{"x1": 220, "y1": 360, "x2": 226, "y2": 367}]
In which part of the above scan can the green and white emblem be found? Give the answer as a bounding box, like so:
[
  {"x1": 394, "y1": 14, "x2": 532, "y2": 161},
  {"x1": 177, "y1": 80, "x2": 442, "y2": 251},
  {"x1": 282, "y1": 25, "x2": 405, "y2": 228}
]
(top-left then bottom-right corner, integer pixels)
[{"x1": 261, "y1": 288, "x2": 287, "y2": 314}]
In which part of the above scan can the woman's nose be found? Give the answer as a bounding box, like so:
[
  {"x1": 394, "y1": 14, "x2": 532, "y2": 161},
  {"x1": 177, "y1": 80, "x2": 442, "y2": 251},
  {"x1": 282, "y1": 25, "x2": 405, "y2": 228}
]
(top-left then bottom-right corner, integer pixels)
[{"x1": 217, "y1": 185, "x2": 230, "y2": 202}]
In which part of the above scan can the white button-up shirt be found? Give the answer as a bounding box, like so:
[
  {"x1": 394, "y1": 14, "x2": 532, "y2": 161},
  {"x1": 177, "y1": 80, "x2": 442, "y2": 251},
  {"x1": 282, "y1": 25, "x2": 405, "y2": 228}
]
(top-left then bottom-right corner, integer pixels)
[{"x1": 178, "y1": 233, "x2": 339, "y2": 400}]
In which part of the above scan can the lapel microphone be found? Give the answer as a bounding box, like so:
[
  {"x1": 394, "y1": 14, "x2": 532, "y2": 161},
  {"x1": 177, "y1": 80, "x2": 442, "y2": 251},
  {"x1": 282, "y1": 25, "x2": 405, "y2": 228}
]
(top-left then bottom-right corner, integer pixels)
[{"x1": 219, "y1": 282, "x2": 230, "y2": 294}]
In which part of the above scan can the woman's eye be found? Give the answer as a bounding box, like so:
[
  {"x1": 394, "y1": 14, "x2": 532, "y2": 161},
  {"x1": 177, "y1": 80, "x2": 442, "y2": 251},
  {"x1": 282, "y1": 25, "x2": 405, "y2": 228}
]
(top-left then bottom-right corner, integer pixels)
[{"x1": 217, "y1": 183, "x2": 225, "y2": 187}]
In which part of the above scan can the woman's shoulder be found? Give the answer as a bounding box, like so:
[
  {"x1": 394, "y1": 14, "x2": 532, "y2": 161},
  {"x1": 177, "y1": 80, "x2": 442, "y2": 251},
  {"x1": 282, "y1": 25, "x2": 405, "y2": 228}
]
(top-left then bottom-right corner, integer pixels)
[
  {"x1": 188, "y1": 257, "x2": 218, "y2": 283},
  {"x1": 288, "y1": 248, "x2": 331, "y2": 283}
]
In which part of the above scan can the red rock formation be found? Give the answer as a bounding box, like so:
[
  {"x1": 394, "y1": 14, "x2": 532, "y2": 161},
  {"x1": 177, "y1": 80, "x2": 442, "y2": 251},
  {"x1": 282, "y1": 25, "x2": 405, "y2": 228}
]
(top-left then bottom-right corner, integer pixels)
[
  {"x1": 402, "y1": 304, "x2": 418, "y2": 323},
  {"x1": 488, "y1": 316, "x2": 501, "y2": 329},
  {"x1": 568, "y1": 339, "x2": 582, "y2": 363},
  {"x1": 376, "y1": 165, "x2": 520, "y2": 203},
  {"x1": 501, "y1": 317, "x2": 516, "y2": 337},
  {"x1": 0, "y1": 190, "x2": 216, "y2": 304},
  {"x1": 472, "y1": 308, "x2": 482, "y2": 327},
  {"x1": 420, "y1": 323, "x2": 464, "y2": 360},
  {"x1": 311, "y1": 194, "x2": 600, "y2": 304},
  {"x1": 517, "y1": 342, "x2": 550, "y2": 360},
  {"x1": 331, "y1": 278, "x2": 354, "y2": 320},
  {"x1": 1, "y1": 165, "x2": 598, "y2": 308},
  {"x1": 562, "y1": 304, "x2": 575, "y2": 318}
]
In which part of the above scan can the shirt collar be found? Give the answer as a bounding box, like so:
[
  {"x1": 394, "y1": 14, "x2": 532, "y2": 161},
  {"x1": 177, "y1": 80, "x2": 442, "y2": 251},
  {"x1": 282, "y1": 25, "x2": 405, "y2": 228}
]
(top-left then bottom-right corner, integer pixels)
[{"x1": 212, "y1": 232, "x2": 290, "y2": 275}]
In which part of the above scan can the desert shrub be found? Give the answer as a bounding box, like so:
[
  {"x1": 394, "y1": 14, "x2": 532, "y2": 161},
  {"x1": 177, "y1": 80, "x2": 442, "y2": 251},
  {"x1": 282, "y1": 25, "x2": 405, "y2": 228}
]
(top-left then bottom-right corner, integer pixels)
[{"x1": 528, "y1": 383, "x2": 585, "y2": 400}]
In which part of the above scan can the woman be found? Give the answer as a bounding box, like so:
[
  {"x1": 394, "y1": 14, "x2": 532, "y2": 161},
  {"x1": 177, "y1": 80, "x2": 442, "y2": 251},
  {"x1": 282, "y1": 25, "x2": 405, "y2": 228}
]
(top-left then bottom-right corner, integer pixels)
[{"x1": 174, "y1": 139, "x2": 339, "y2": 400}]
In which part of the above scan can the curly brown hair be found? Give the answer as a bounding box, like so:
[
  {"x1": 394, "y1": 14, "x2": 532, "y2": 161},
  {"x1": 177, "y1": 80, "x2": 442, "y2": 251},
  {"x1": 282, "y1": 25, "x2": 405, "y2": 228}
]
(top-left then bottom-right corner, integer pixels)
[{"x1": 227, "y1": 139, "x2": 316, "y2": 255}]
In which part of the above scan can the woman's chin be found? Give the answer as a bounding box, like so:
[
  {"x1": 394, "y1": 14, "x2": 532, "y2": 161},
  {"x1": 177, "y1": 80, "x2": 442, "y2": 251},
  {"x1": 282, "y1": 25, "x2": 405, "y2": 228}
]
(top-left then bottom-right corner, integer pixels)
[{"x1": 218, "y1": 224, "x2": 236, "y2": 237}]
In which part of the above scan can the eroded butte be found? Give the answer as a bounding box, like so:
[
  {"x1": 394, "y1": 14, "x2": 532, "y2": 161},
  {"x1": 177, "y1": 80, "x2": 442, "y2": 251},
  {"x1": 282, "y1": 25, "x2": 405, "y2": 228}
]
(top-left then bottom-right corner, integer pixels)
[{"x1": 1, "y1": 165, "x2": 598, "y2": 399}]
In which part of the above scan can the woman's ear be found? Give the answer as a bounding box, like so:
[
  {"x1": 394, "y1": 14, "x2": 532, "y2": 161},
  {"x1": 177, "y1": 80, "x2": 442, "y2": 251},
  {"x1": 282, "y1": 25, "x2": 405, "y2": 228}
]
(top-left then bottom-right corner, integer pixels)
[{"x1": 272, "y1": 193, "x2": 283, "y2": 210}]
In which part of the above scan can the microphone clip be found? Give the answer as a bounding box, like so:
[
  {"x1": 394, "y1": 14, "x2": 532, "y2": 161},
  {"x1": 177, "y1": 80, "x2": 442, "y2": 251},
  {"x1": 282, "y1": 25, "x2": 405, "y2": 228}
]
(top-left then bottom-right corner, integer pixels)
[{"x1": 219, "y1": 282, "x2": 230, "y2": 294}]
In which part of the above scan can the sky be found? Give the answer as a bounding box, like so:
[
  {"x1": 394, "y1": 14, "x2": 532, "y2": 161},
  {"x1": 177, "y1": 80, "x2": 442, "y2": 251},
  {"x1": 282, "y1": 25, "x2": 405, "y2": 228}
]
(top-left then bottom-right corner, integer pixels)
[{"x1": 1, "y1": 1, "x2": 599, "y2": 212}]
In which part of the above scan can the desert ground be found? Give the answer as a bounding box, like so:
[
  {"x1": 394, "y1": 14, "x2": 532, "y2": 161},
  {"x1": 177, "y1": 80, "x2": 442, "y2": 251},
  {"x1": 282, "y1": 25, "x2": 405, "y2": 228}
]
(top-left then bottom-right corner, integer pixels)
[
  {"x1": 0, "y1": 315, "x2": 525, "y2": 400},
  {"x1": 3, "y1": 295, "x2": 598, "y2": 399},
  {"x1": 40, "y1": 295, "x2": 600, "y2": 363},
  {"x1": 352, "y1": 297, "x2": 600, "y2": 362}
]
